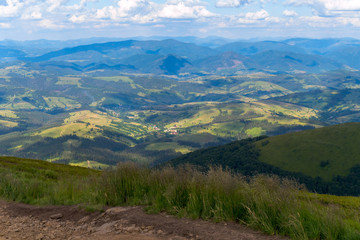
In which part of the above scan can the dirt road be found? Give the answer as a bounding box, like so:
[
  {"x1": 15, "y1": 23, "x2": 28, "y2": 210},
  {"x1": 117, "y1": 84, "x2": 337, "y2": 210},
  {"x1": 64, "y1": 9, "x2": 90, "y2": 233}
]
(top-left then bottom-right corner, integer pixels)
[{"x1": 0, "y1": 200, "x2": 287, "y2": 240}]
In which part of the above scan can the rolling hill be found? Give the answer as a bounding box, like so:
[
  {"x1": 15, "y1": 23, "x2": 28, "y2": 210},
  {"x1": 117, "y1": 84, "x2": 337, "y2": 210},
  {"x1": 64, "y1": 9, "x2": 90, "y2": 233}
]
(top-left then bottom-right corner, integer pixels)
[
  {"x1": 2, "y1": 38, "x2": 360, "y2": 171},
  {"x1": 167, "y1": 122, "x2": 360, "y2": 195}
]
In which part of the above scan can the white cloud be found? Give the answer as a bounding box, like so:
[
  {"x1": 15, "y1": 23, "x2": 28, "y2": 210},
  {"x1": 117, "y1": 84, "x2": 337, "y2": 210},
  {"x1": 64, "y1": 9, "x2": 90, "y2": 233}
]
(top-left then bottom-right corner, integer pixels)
[
  {"x1": 266, "y1": 16, "x2": 281, "y2": 22},
  {"x1": 38, "y1": 19, "x2": 65, "y2": 29},
  {"x1": 96, "y1": 0, "x2": 214, "y2": 22},
  {"x1": 69, "y1": 15, "x2": 87, "y2": 23},
  {"x1": 245, "y1": 9, "x2": 269, "y2": 19},
  {"x1": 21, "y1": 6, "x2": 43, "y2": 20},
  {"x1": 158, "y1": 2, "x2": 214, "y2": 18},
  {"x1": 0, "y1": 0, "x2": 359, "y2": 39},
  {"x1": 96, "y1": 0, "x2": 154, "y2": 20},
  {"x1": 167, "y1": 0, "x2": 207, "y2": 6},
  {"x1": 236, "y1": 9, "x2": 271, "y2": 24},
  {"x1": 339, "y1": 17, "x2": 360, "y2": 27},
  {"x1": 46, "y1": 0, "x2": 68, "y2": 13},
  {"x1": 283, "y1": 9, "x2": 298, "y2": 17},
  {"x1": 283, "y1": 14, "x2": 360, "y2": 28},
  {"x1": 0, "y1": 0, "x2": 23, "y2": 17},
  {"x1": 216, "y1": 0, "x2": 250, "y2": 8},
  {"x1": 0, "y1": 22, "x2": 11, "y2": 28},
  {"x1": 287, "y1": 0, "x2": 360, "y2": 15},
  {"x1": 318, "y1": 0, "x2": 360, "y2": 11},
  {"x1": 65, "y1": 0, "x2": 94, "y2": 11}
]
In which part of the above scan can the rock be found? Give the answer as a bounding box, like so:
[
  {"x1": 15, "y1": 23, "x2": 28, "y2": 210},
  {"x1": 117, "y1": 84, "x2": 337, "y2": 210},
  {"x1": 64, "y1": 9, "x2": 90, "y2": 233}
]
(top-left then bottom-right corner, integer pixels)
[
  {"x1": 95, "y1": 223, "x2": 114, "y2": 234},
  {"x1": 77, "y1": 216, "x2": 89, "y2": 224},
  {"x1": 105, "y1": 207, "x2": 128, "y2": 215},
  {"x1": 35, "y1": 233, "x2": 44, "y2": 240},
  {"x1": 50, "y1": 213, "x2": 63, "y2": 220}
]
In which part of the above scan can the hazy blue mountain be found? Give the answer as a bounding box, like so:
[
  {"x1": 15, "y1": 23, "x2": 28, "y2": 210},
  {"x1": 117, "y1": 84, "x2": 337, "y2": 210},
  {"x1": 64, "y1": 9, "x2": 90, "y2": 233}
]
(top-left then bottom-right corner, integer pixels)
[
  {"x1": 283, "y1": 38, "x2": 360, "y2": 54},
  {"x1": 22, "y1": 40, "x2": 136, "y2": 62},
  {"x1": 250, "y1": 50, "x2": 343, "y2": 73},
  {"x1": 216, "y1": 41, "x2": 306, "y2": 55},
  {"x1": 3, "y1": 38, "x2": 360, "y2": 74},
  {"x1": 193, "y1": 51, "x2": 258, "y2": 73},
  {"x1": 0, "y1": 38, "x2": 126, "y2": 56},
  {"x1": 22, "y1": 39, "x2": 216, "y2": 63},
  {"x1": 0, "y1": 46, "x2": 25, "y2": 62},
  {"x1": 325, "y1": 44, "x2": 360, "y2": 69}
]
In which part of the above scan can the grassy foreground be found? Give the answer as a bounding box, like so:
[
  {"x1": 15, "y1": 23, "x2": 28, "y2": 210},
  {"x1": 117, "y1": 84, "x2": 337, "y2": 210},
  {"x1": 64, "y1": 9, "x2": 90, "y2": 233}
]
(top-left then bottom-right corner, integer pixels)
[{"x1": 0, "y1": 157, "x2": 360, "y2": 239}]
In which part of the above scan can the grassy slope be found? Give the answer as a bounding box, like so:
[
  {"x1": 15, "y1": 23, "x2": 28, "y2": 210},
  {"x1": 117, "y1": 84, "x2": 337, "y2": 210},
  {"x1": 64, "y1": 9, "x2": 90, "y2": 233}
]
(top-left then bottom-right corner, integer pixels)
[
  {"x1": 167, "y1": 123, "x2": 360, "y2": 195},
  {"x1": 0, "y1": 156, "x2": 98, "y2": 205},
  {"x1": 0, "y1": 157, "x2": 359, "y2": 239},
  {"x1": 0, "y1": 156, "x2": 96, "y2": 176},
  {"x1": 257, "y1": 123, "x2": 360, "y2": 181}
]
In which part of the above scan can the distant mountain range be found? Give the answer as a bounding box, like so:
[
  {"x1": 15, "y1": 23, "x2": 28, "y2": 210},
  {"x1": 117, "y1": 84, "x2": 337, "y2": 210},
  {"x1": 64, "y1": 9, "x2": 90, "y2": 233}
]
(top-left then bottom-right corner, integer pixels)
[
  {"x1": 2, "y1": 37, "x2": 360, "y2": 74},
  {"x1": 2, "y1": 36, "x2": 360, "y2": 187}
]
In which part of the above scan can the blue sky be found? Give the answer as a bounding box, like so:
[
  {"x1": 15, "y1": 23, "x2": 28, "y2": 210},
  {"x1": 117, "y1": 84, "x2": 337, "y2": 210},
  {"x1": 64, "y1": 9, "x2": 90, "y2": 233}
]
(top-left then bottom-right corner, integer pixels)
[{"x1": 1, "y1": 0, "x2": 360, "y2": 40}]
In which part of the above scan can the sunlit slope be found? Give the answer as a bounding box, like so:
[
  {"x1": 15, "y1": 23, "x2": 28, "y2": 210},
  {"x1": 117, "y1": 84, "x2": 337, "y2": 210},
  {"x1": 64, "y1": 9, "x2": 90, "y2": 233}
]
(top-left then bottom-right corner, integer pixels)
[
  {"x1": 257, "y1": 122, "x2": 360, "y2": 181},
  {"x1": 168, "y1": 123, "x2": 360, "y2": 195},
  {"x1": 0, "y1": 156, "x2": 97, "y2": 178}
]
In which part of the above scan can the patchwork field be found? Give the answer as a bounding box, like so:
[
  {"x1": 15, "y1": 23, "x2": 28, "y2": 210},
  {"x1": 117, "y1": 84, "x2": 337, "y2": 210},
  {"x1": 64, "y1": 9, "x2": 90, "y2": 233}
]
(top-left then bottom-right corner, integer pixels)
[{"x1": 0, "y1": 67, "x2": 359, "y2": 166}]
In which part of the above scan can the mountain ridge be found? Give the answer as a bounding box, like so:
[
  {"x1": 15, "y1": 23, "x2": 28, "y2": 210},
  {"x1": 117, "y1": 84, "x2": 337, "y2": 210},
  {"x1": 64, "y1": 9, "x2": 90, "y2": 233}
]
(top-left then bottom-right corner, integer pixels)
[
  {"x1": 3, "y1": 37, "x2": 360, "y2": 74},
  {"x1": 166, "y1": 122, "x2": 360, "y2": 196}
]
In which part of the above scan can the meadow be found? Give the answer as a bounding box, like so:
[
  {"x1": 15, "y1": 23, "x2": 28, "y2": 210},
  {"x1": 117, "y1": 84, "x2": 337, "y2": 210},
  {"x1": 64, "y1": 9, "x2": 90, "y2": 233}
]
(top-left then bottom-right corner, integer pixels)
[
  {"x1": 257, "y1": 123, "x2": 360, "y2": 181},
  {"x1": 0, "y1": 157, "x2": 359, "y2": 240}
]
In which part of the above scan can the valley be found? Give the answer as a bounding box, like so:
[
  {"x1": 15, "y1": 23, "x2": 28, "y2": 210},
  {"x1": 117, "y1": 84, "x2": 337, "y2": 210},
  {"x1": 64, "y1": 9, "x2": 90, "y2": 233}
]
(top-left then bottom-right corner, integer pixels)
[
  {"x1": 0, "y1": 68, "x2": 358, "y2": 167},
  {"x1": 1, "y1": 37, "x2": 360, "y2": 187},
  {"x1": 0, "y1": 69, "x2": 328, "y2": 166},
  {"x1": 1, "y1": 37, "x2": 360, "y2": 239},
  {"x1": 4, "y1": 0, "x2": 360, "y2": 237}
]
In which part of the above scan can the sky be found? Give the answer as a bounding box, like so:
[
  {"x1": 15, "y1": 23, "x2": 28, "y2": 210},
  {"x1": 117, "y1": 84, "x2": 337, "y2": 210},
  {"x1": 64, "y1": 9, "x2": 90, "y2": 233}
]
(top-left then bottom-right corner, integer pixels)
[{"x1": 1, "y1": 0, "x2": 360, "y2": 40}]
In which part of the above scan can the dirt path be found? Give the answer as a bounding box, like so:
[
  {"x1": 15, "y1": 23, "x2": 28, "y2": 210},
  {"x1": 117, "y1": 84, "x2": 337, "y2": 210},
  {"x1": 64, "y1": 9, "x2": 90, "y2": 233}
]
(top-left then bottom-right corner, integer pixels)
[{"x1": 0, "y1": 200, "x2": 287, "y2": 240}]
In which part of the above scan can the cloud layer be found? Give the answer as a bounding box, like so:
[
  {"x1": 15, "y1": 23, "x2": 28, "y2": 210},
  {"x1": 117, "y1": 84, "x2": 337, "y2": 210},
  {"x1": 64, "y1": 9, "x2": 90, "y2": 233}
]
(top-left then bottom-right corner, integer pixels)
[{"x1": 0, "y1": 0, "x2": 360, "y2": 39}]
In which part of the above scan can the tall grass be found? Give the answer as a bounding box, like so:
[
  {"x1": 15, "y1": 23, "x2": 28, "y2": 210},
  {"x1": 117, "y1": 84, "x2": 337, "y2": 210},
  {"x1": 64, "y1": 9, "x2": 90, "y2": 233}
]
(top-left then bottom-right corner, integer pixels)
[
  {"x1": 98, "y1": 164, "x2": 360, "y2": 240},
  {"x1": 0, "y1": 159, "x2": 359, "y2": 239}
]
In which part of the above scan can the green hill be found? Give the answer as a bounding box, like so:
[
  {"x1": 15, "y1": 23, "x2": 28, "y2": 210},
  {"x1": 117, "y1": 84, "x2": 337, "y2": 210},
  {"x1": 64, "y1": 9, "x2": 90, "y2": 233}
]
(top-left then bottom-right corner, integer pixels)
[
  {"x1": 1, "y1": 156, "x2": 360, "y2": 239},
  {"x1": 0, "y1": 156, "x2": 98, "y2": 204},
  {"x1": 167, "y1": 123, "x2": 360, "y2": 196},
  {"x1": 256, "y1": 122, "x2": 360, "y2": 181}
]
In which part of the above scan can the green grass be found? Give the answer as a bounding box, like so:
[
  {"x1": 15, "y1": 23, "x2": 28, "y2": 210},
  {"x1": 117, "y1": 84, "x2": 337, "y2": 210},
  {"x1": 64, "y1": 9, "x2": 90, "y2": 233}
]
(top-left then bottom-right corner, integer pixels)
[
  {"x1": 0, "y1": 110, "x2": 18, "y2": 119},
  {"x1": 146, "y1": 142, "x2": 193, "y2": 154},
  {"x1": 70, "y1": 161, "x2": 110, "y2": 169},
  {"x1": 230, "y1": 81, "x2": 292, "y2": 98},
  {"x1": 257, "y1": 123, "x2": 360, "y2": 181},
  {"x1": 43, "y1": 97, "x2": 81, "y2": 110},
  {"x1": 35, "y1": 110, "x2": 149, "y2": 140},
  {"x1": 93, "y1": 76, "x2": 133, "y2": 83},
  {"x1": 174, "y1": 133, "x2": 220, "y2": 145},
  {"x1": 0, "y1": 157, "x2": 359, "y2": 239},
  {"x1": 0, "y1": 119, "x2": 18, "y2": 128},
  {"x1": 153, "y1": 101, "x2": 318, "y2": 139},
  {"x1": 246, "y1": 127, "x2": 266, "y2": 137},
  {"x1": 56, "y1": 77, "x2": 81, "y2": 87},
  {"x1": 93, "y1": 76, "x2": 137, "y2": 89},
  {"x1": 0, "y1": 156, "x2": 98, "y2": 205},
  {"x1": 198, "y1": 121, "x2": 246, "y2": 137}
]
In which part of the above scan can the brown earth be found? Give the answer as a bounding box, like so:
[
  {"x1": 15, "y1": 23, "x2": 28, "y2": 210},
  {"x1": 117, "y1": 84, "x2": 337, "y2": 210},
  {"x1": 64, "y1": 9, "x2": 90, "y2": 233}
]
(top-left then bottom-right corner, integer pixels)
[{"x1": 0, "y1": 200, "x2": 287, "y2": 240}]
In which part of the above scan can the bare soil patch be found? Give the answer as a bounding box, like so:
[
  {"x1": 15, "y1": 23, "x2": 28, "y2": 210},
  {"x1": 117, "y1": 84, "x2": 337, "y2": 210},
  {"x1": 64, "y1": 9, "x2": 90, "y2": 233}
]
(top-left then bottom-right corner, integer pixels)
[{"x1": 0, "y1": 200, "x2": 287, "y2": 240}]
